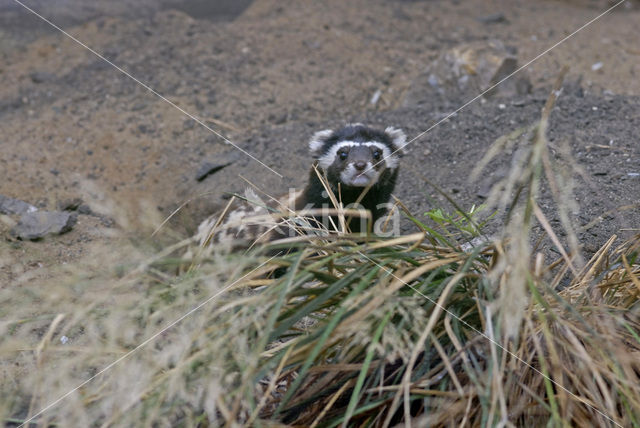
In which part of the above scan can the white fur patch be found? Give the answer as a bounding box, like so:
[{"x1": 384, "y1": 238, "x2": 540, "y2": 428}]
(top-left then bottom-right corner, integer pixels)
[
  {"x1": 309, "y1": 129, "x2": 333, "y2": 157},
  {"x1": 384, "y1": 127, "x2": 407, "y2": 153},
  {"x1": 318, "y1": 141, "x2": 398, "y2": 170},
  {"x1": 194, "y1": 188, "x2": 268, "y2": 247}
]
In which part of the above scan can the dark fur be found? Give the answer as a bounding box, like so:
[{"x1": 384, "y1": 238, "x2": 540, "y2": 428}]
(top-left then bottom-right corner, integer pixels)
[
  {"x1": 295, "y1": 162, "x2": 398, "y2": 233},
  {"x1": 296, "y1": 124, "x2": 403, "y2": 234}
]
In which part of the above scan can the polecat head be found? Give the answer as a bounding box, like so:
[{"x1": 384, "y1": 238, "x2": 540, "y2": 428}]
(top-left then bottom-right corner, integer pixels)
[{"x1": 308, "y1": 123, "x2": 406, "y2": 188}]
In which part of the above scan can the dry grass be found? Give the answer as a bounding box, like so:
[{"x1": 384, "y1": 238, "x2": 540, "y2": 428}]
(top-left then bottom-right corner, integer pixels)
[{"x1": 1, "y1": 72, "x2": 639, "y2": 427}]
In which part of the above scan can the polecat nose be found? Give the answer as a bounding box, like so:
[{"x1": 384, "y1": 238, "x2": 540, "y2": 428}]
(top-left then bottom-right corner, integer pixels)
[{"x1": 354, "y1": 161, "x2": 367, "y2": 171}]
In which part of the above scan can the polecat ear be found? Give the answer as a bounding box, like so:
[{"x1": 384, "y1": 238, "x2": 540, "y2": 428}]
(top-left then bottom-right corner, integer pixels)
[
  {"x1": 384, "y1": 126, "x2": 407, "y2": 154},
  {"x1": 309, "y1": 129, "x2": 333, "y2": 158}
]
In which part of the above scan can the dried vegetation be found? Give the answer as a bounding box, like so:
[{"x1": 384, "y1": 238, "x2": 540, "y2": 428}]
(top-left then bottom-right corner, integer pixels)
[{"x1": 1, "y1": 73, "x2": 639, "y2": 427}]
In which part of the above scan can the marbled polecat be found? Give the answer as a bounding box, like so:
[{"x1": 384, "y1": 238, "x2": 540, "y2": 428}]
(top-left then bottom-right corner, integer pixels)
[{"x1": 192, "y1": 123, "x2": 406, "y2": 253}]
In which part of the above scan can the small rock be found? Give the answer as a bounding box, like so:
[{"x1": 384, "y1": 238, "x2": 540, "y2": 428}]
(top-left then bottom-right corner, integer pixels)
[
  {"x1": 0, "y1": 194, "x2": 37, "y2": 215},
  {"x1": 476, "y1": 183, "x2": 492, "y2": 199},
  {"x1": 370, "y1": 89, "x2": 382, "y2": 106},
  {"x1": 30, "y1": 71, "x2": 55, "y2": 84},
  {"x1": 57, "y1": 198, "x2": 84, "y2": 211},
  {"x1": 78, "y1": 204, "x2": 93, "y2": 215},
  {"x1": 11, "y1": 211, "x2": 77, "y2": 240},
  {"x1": 427, "y1": 74, "x2": 439, "y2": 88},
  {"x1": 183, "y1": 119, "x2": 196, "y2": 130},
  {"x1": 207, "y1": 90, "x2": 217, "y2": 104},
  {"x1": 477, "y1": 13, "x2": 508, "y2": 24},
  {"x1": 100, "y1": 216, "x2": 115, "y2": 228},
  {"x1": 268, "y1": 112, "x2": 288, "y2": 125},
  {"x1": 195, "y1": 155, "x2": 236, "y2": 181}
]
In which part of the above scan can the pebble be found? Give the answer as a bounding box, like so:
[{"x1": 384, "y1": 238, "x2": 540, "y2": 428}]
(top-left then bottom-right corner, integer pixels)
[
  {"x1": 30, "y1": 71, "x2": 55, "y2": 84},
  {"x1": 183, "y1": 119, "x2": 196, "y2": 130},
  {"x1": 0, "y1": 194, "x2": 37, "y2": 215},
  {"x1": 57, "y1": 198, "x2": 84, "y2": 211},
  {"x1": 476, "y1": 183, "x2": 492, "y2": 199},
  {"x1": 138, "y1": 124, "x2": 152, "y2": 134},
  {"x1": 11, "y1": 211, "x2": 77, "y2": 240},
  {"x1": 195, "y1": 154, "x2": 238, "y2": 181},
  {"x1": 477, "y1": 13, "x2": 508, "y2": 24}
]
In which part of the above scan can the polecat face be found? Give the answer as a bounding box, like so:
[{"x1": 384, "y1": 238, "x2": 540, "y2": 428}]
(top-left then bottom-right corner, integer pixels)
[{"x1": 308, "y1": 124, "x2": 406, "y2": 188}]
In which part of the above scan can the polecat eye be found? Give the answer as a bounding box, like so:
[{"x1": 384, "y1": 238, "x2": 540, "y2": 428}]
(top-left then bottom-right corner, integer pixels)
[
  {"x1": 339, "y1": 151, "x2": 348, "y2": 161},
  {"x1": 373, "y1": 150, "x2": 382, "y2": 160}
]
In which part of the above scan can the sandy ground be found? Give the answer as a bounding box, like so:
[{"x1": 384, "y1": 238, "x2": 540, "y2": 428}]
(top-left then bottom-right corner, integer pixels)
[{"x1": 0, "y1": 0, "x2": 639, "y2": 286}]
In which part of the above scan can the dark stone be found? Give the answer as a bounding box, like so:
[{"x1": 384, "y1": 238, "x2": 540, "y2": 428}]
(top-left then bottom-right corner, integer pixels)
[
  {"x1": 78, "y1": 204, "x2": 93, "y2": 215},
  {"x1": 476, "y1": 182, "x2": 493, "y2": 199},
  {"x1": 30, "y1": 71, "x2": 55, "y2": 84},
  {"x1": 11, "y1": 211, "x2": 77, "y2": 240},
  {"x1": 196, "y1": 161, "x2": 232, "y2": 181},
  {"x1": 272, "y1": 113, "x2": 287, "y2": 125},
  {"x1": 477, "y1": 13, "x2": 508, "y2": 24},
  {"x1": 0, "y1": 194, "x2": 37, "y2": 215},
  {"x1": 58, "y1": 198, "x2": 84, "y2": 211},
  {"x1": 195, "y1": 153, "x2": 238, "y2": 181},
  {"x1": 207, "y1": 90, "x2": 217, "y2": 104},
  {"x1": 100, "y1": 216, "x2": 115, "y2": 228}
]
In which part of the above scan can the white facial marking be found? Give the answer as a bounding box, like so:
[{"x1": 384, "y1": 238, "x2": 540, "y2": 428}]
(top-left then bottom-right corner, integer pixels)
[
  {"x1": 318, "y1": 141, "x2": 398, "y2": 170},
  {"x1": 384, "y1": 126, "x2": 407, "y2": 153},
  {"x1": 340, "y1": 162, "x2": 380, "y2": 187},
  {"x1": 309, "y1": 129, "x2": 334, "y2": 157}
]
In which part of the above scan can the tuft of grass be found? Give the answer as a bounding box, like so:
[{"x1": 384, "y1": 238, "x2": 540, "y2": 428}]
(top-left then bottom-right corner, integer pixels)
[{"x1": 1, "y1": 228, "x2": 638, "y2": 426}]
